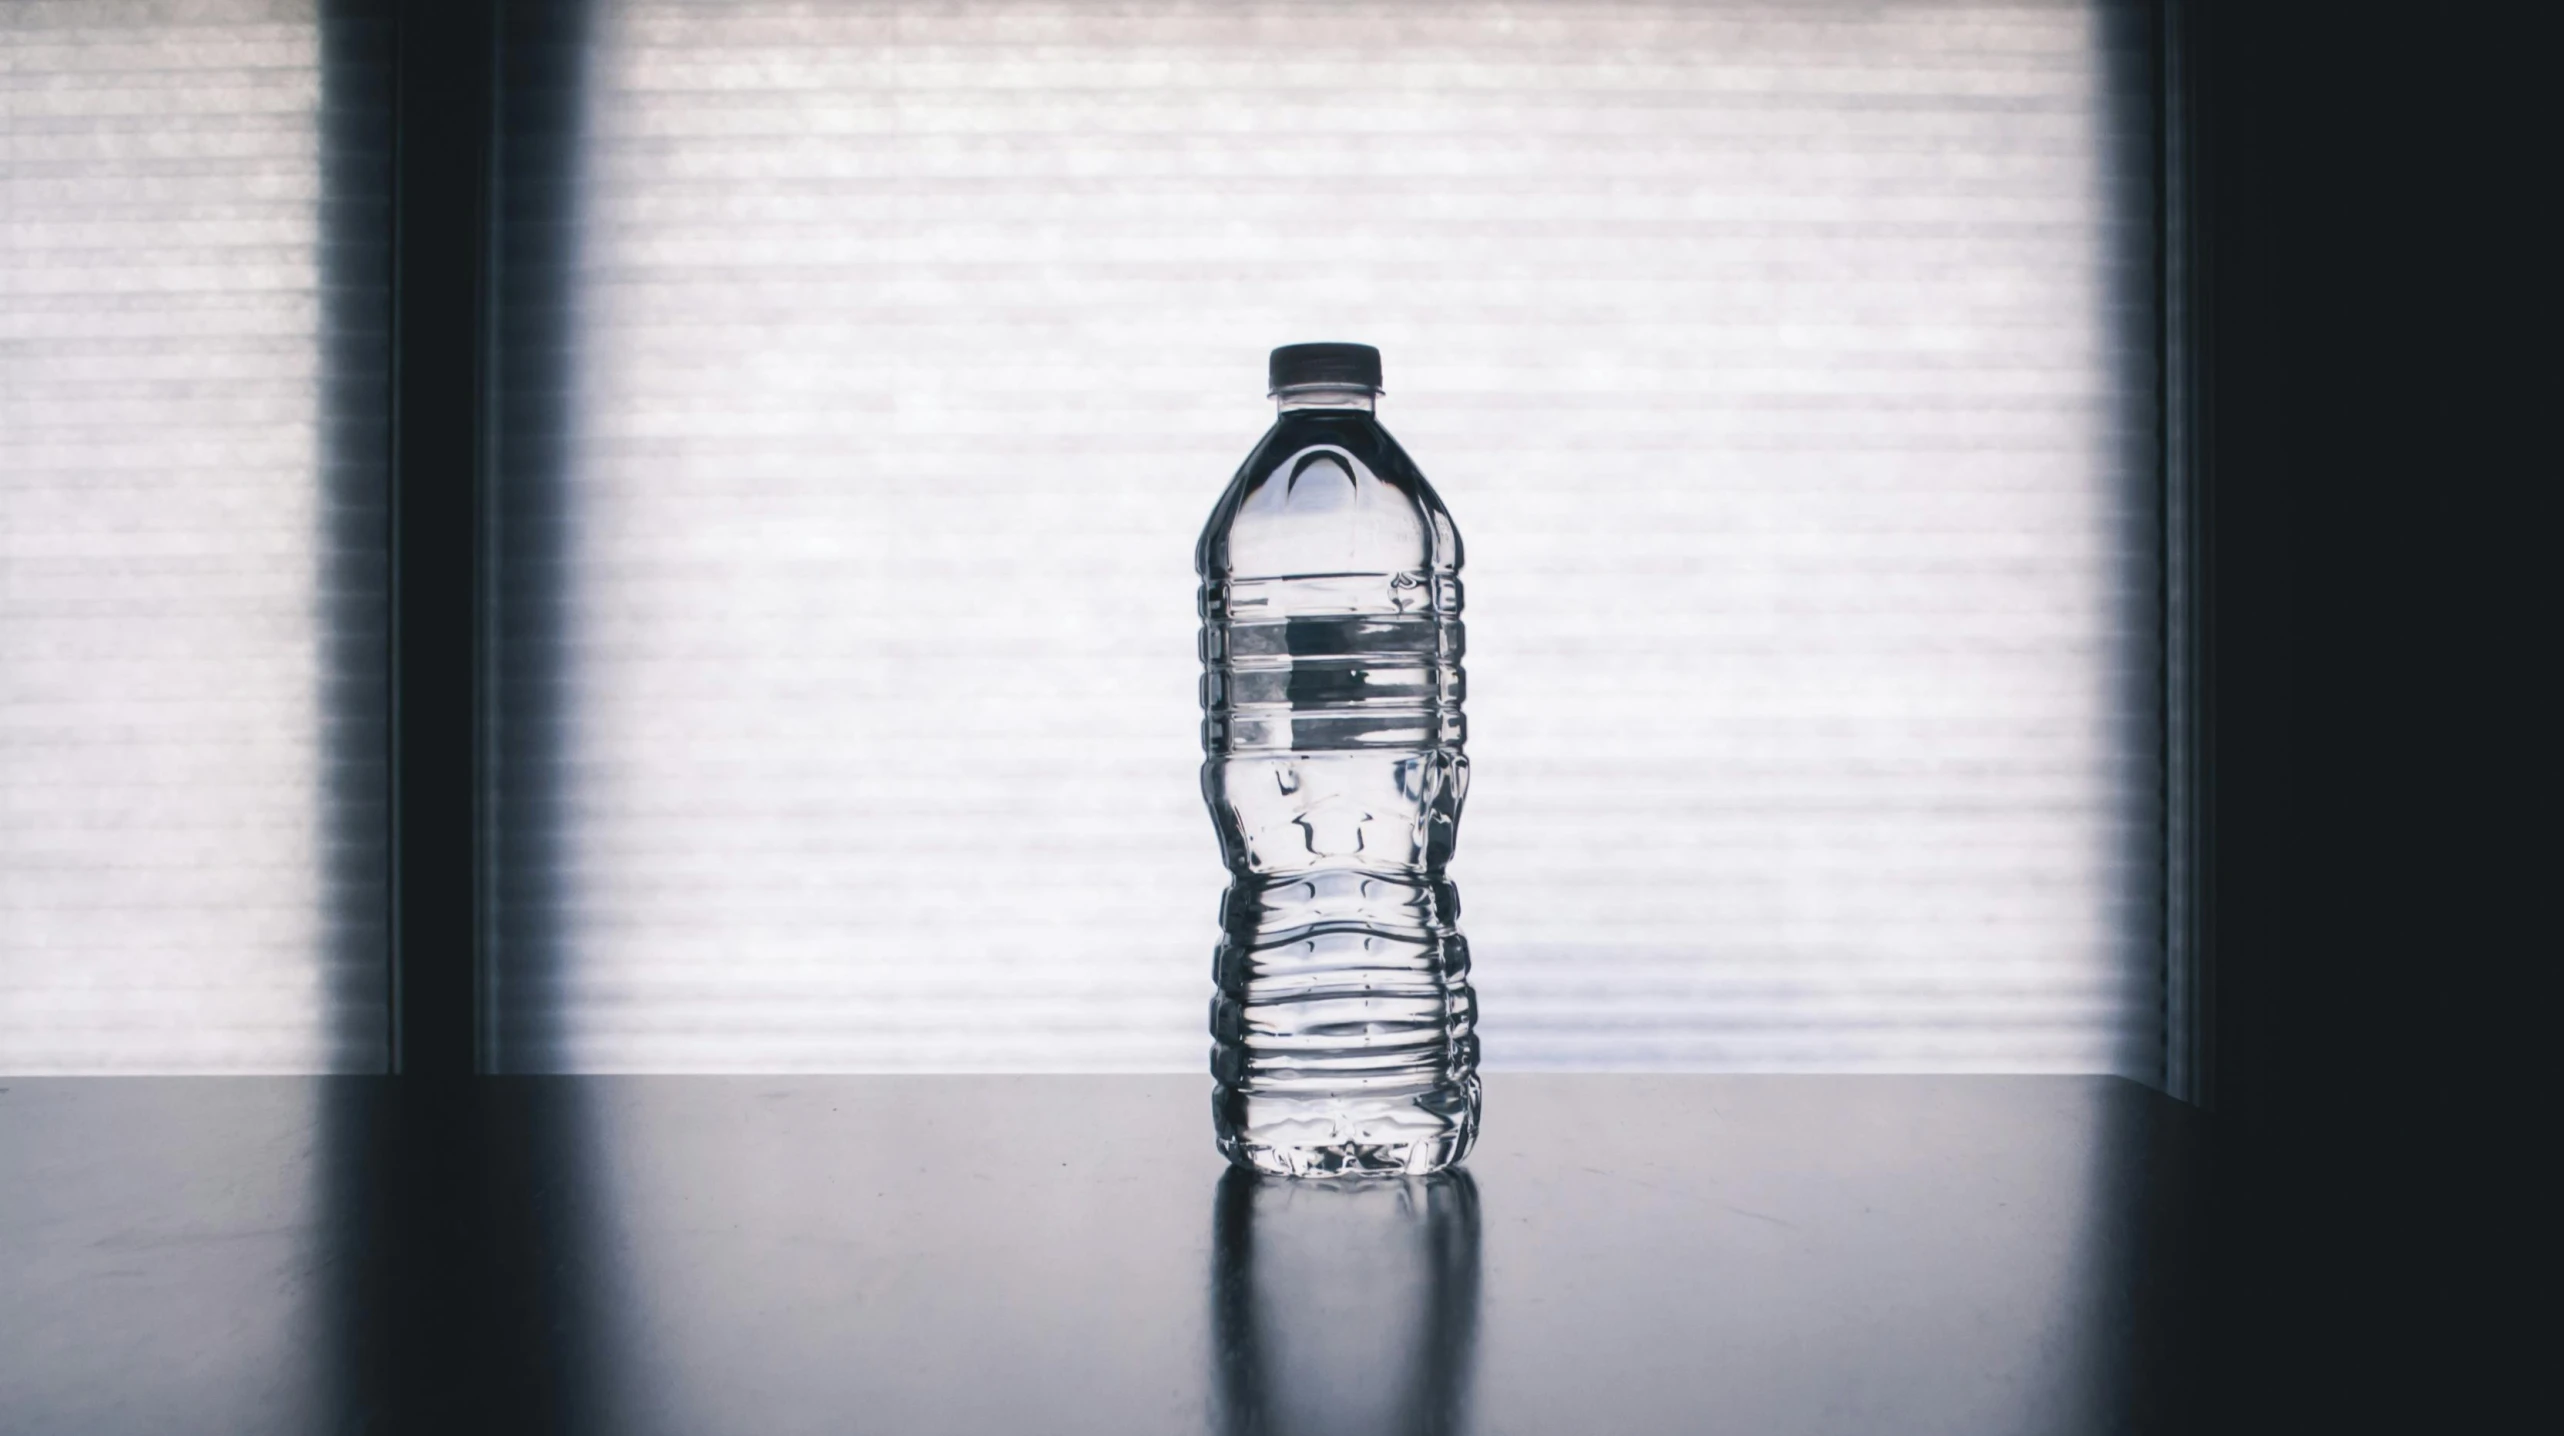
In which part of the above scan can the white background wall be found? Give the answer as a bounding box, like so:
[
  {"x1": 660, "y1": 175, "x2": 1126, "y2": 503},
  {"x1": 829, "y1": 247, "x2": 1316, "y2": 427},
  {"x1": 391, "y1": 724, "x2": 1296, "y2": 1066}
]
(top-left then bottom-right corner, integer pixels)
[
  {"x1": 494, "y1": 0, "x2": 2163, "y2": 1076},
  {"x1": 2, "y1": 0, "x2": 387, "y2": 1071}
]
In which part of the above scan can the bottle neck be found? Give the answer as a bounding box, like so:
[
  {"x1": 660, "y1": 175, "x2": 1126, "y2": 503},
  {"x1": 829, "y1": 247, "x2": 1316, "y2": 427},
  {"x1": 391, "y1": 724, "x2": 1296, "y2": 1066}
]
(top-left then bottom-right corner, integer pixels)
[{"x1": 1274, "y1": 384, "x2": 1377, "y2": 414}]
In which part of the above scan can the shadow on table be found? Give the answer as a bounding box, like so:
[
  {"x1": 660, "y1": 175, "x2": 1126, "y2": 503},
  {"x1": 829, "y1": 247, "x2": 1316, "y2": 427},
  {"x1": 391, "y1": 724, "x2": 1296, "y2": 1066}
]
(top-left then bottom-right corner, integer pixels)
[
  {"x1": 313, "y1": 1077, "x2": 623, "y2": 1434},
  {"x1": 1212, "y1": 1167, "x2": 1482, "y2": 1436}
]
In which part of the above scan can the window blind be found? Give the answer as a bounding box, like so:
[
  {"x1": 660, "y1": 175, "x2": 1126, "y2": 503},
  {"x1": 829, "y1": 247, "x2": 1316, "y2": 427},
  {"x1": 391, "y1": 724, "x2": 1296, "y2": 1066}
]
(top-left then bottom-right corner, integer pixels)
[
  {"x1": 0, "y1": 0, "x2": 391, "y2": 1071},
  {"x1": 489, "y1": 0, "x2": 2162, "y2": 1077}
]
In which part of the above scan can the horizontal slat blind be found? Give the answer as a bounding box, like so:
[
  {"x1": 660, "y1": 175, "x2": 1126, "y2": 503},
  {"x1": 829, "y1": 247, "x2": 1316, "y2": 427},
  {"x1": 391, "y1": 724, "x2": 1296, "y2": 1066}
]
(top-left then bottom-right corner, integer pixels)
[
  {"x1": 0, "y1": 0, "x2": 390, "y2": 1071},
  {"x1": 492, "y1": 0, "x2": 2160, "y2": 1076}
]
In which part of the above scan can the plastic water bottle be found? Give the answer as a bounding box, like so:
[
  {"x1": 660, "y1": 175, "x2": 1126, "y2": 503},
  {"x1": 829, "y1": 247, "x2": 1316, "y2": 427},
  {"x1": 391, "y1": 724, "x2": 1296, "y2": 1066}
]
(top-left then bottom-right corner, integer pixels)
[{"x1": 1199, "y1": 342, "x2": 1479, "y2": 1176}]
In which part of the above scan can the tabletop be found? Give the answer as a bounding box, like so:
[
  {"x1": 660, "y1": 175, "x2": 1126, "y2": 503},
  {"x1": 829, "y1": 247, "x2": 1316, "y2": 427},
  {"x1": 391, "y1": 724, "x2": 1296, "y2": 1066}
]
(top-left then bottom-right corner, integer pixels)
[{"x1": 0, "y1": 1075, "x2": 2209, "y2": 1434}]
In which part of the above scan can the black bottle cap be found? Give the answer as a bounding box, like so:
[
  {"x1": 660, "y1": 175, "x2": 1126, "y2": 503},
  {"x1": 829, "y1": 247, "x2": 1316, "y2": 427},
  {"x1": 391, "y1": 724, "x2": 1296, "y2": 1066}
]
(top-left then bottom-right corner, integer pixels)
[{"x1": 1268, "y1": 342, "x2": 1382, "y2": 393}]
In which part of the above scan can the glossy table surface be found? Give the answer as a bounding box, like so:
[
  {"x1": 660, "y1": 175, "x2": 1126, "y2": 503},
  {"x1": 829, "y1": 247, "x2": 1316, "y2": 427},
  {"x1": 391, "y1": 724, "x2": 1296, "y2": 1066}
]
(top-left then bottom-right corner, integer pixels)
[{"x1": 0, "y1": 1076, "x2": 2208, "y2": 1434}]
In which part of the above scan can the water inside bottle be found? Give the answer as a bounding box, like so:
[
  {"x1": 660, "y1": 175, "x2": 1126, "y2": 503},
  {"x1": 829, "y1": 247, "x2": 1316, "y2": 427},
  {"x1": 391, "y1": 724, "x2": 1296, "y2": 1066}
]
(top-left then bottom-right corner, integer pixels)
[{"x1": 1199, "y1": 352, "x2": 1480, "y2": 1176}]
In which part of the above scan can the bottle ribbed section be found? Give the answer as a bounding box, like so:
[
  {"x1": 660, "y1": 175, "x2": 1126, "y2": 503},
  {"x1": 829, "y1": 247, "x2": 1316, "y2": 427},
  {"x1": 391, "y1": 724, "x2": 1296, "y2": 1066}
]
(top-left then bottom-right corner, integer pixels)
[
  {"x1": 1212, "y1": 871, "x2": 1477, "y2": 1095},
  {"x1": 1200, "y1": 572, "x2": 1465, "y2": 755}
]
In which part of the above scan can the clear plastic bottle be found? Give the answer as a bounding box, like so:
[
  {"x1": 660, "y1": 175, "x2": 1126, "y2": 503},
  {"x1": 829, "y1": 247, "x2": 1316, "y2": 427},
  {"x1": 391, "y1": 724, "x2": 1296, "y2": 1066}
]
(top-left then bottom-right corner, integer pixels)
[{"x1": 1199, "y1": 342, "x2": 1479, "y2": 1177}]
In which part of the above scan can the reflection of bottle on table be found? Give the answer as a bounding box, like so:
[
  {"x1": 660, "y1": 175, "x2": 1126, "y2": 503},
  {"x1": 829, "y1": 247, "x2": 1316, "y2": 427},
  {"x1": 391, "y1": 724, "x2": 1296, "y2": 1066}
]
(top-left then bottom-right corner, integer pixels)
[
  {"x1": 1198, "y1": 342, "x2": 1480, "y2": 1177},
  {"x1": 1212, "y1": 1168, "x2": 1482, "y2": 1436}
]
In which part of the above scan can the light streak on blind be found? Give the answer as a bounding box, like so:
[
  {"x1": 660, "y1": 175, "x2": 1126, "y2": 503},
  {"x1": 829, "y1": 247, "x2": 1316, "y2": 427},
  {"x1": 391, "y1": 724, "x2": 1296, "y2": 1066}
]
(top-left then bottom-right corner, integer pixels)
[
  {"x1": 0, "y1": 0, "x2": 390, "y2": 1071},
  {"x1": 491, "y1": 0, "x2": 2162, "y2": 1077}
]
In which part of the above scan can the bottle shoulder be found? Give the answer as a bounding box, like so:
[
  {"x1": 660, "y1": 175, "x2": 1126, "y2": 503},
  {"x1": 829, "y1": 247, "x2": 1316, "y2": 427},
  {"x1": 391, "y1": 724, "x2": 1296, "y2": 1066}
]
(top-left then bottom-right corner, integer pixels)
[{"x1": 1196, "y1": 413, "x2": 1462, "y2": 581}]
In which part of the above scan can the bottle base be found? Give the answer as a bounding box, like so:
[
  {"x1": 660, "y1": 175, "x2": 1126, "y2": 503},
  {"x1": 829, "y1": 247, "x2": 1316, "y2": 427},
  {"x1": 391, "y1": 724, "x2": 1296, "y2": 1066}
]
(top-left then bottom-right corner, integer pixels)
[
  {"x1": 1219, "y1": 1130, "x2": 1474, "y2": 1178},
  {"x1": 1213, "y1": 1081, "x2": 1480, "y2": 1178}
]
